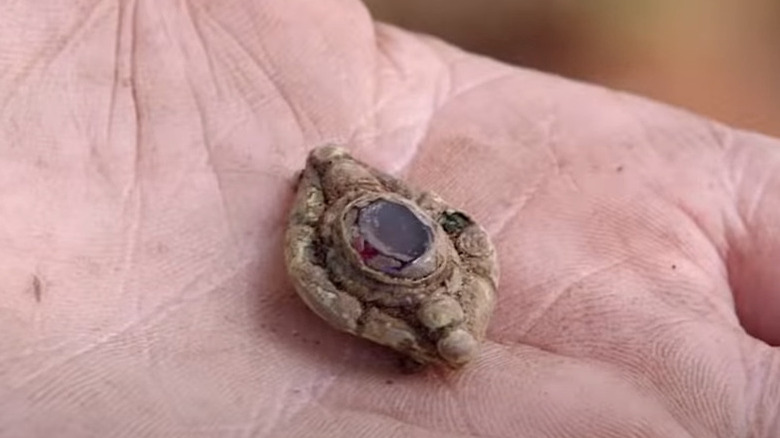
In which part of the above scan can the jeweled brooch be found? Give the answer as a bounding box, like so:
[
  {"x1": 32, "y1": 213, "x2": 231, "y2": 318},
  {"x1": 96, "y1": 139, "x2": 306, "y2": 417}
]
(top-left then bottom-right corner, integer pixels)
[{"x1": 284, "y1": 145, "x2": 498, "y2": 368}]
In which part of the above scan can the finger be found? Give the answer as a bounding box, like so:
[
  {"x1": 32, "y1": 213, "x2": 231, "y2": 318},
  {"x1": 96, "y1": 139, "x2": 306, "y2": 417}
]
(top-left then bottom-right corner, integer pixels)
[
  {"x1": 725, "y1": 131, "x2": 780, "y2": 346},
  {"x1": 740, "y1": 336, "x2": 780, "y2": 438},
  {"x1": 724, "y1": 131, "x2": 780, "y2": 436}
]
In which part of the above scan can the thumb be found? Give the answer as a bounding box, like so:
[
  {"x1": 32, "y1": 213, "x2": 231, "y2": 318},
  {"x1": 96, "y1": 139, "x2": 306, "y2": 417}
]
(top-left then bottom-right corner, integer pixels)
[
  {"x1": 725, "y1": 129, "x2": 780, "y2": 436},
  {"x1": 740, "y1": 337, "x2": 779, "y2": 437},
  {"x1": 725, "y1": 130, "x2": 780, "y2": 346}
]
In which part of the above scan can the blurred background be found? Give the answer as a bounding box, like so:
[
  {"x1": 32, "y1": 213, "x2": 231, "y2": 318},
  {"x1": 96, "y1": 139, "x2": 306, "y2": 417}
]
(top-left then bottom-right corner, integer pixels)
[{"x1": 363, "y1": 0, "x2": 780, "y2": 137}]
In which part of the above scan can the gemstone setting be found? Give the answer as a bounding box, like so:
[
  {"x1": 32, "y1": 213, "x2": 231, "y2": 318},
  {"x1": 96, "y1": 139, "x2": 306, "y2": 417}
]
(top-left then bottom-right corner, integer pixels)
[{"x1": 351, "y1": 199, "x2": 433, "y2": 275}]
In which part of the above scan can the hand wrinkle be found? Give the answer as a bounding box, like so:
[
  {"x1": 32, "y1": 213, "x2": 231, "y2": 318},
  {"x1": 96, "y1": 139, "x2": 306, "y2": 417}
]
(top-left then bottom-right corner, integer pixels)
[
  {"x1": 386, "y1": 92, "x2": 438, "y2": 177},
  {"x1": 611, "y1": 91, "x2": 670, "y2": 161},
  {"x1": 367, "y1": 25, "x2": 467, "y2": 177},
  {"x1": 0, "y1": 337, "x2": 79, "y2": 370},
  {"x1": 743, "y1": 169, "x2": 776, "y2": 228},
  {"x1": 184, "y1": 67, "x2": 237, "y2": 243},
  {"x1": 755, "y1": 347, "x2": 780, "y2": 437},
  {"x1": 702, "y1": 123, "x2": 756, "y2": 240},
  {"x1": 494, "y1": 341, "x2": 705, "y2": 438},
  {"x1": 489, "y1": 196, "x2": 528, "y2": 239},
  {"x1": 724, "y1": 176, "x2": 751, "y2": 244},
  {"x1": 247, "y1": 366, "x2": 354, "y2": 437},
  {"x1": 350, "y1": 83, "x2": 430, "y2": 177},
  {"x1": 0, "y1": 0, "x2": 107, "y2": 115},
  {"x1": 657, "y1": 185, "x2": 728, "y2": 265},
  {"x1": 105, "y1": 0, "x2": 130, "y2": 184},
  {"x1": 537, "y1": 99, "x2": 583, "y2": 193},
  {"x1": 244, "y1": 383, "x2": 287, "y2": 438},
  {"x1": 362, "y1": 28, "x2": 448, "y2": 176},
  {"x1": 489, "y1": 169, "x2": 546, "y2": 237},
  {"x1": 451, "y1": 386, "x2": 485, "y2": 438},
  {"x1": 126, "y1": 0, "x2": 144, "y2": 198},
  {"x1": 348, "y1": 88, "x2": 400, "y2": 152},
  {"x1": 11, "y1": 257, "x2": 253, "y2": 391},
  {"x1": 107, "y1": 2, "x2": 124, "y2": 130},
  {"x1": 518, "y1": 257, "x2": 637, "y2": 338},
  {"x1": 194, "y1": 4, "x2": 318, "y2": 139},
  {"x1": 703, "y1": 120, "x2": 734, "y2": 153},
  {"x1": 118, "y1": 184, "x2": 143, "y2": 319},
  {"x1": 443, "y1": 72, "x2": 513, "y2": 109},
  {"x1": 320, "y1": 400, "x2": 489, "y2": 438},
  {"x1": 352, "y1": 47, "x2": 409, "y2": 141},
  {"x1": 146, "y1": 2, "x2": 237, "y2": 240},
  {"x1": 493, "y1": 339, "x2": 621, "y2": 377},
  {"x1": 373, "y1": 26, "x2": 407, "y2": 79},
  {"x1": 427, "y1": 47, "x2": 454, "y2": 112},
  {"x1": 182, "y1": 0, "x2": 221, "y2": 96},
  {"x1": 259, "y1": 372, "x2": 340, "y2": 438}
]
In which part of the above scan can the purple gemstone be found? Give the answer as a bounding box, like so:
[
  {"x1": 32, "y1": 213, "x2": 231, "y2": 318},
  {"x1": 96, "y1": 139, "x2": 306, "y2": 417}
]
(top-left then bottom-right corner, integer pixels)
[{"x1": 356, "y1": 200, "x2": 432, "y2": 267}]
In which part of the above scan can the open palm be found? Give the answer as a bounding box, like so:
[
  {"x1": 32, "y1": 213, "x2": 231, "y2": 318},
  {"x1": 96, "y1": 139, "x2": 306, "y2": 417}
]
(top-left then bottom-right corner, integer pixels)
[{"x1": 1, "y1": 1, "x2": 778, "y2": 437}]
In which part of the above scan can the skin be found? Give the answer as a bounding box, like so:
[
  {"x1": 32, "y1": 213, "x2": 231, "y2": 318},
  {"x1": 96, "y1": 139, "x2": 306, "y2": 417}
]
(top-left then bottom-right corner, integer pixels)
[{"x1": 0, "y1": 1, "x2": 778, "y2": 437}]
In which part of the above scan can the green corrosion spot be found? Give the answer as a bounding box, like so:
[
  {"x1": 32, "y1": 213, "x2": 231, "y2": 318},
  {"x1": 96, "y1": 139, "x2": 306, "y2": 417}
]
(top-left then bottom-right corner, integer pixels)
[{"x1": 439, "y1": 211, "x2": 472, "y2": 234}]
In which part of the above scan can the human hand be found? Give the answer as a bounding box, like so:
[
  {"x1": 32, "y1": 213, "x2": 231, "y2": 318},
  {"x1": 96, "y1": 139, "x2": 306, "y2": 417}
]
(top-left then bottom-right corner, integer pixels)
[{"x1": 0, "y1": 1, "x2": 777, "y2": 437}]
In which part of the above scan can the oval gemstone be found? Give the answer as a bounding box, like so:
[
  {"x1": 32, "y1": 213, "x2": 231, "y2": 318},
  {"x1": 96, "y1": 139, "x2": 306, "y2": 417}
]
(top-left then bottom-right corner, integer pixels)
[{"x1": 355, "y1": 200, "x2": 433, "y2": 270}]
